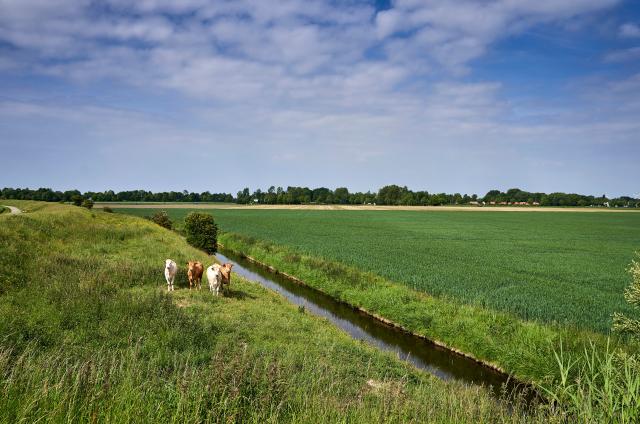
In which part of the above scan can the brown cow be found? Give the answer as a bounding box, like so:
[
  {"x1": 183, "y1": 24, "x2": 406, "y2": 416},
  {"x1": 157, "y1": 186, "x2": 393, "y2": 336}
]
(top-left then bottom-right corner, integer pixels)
[
  {"x1": 187, "y1": 261, "x2": 204, "y2": 290},
  {"x1": 220, "y1": 263, "x2": 234, "y2": 288}
]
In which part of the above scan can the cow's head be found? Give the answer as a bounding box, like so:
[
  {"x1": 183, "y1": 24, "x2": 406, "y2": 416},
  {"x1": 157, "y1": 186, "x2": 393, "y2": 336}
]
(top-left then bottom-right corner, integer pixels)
[{"x1": 165, "y1": 259, "x2": 174, "y2": 270}]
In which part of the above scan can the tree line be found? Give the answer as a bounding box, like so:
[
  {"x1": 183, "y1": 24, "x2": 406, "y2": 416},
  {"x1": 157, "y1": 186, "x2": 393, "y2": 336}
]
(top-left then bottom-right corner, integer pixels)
[
  {"x1": 1, "y1": 186, "x2": 638, "y2": 208},
  {"x1": 0, "y1": 187, "x2": 233, "y2": 203}
]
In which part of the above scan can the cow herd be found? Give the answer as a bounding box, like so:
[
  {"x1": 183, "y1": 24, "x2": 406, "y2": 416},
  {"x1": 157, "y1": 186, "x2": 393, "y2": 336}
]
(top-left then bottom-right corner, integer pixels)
[{"x1": 164, "y1": 259, "x2": 234, "y2": 296}]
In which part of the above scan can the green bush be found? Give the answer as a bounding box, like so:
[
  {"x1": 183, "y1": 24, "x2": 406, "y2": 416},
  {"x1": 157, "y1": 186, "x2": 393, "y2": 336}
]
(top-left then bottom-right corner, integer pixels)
[
  {"x1": 71, "y1": 195, "x2": 84, "y2": 206},
  {"x1": 613, "y1": 253, "x2": 640, "y2": 339},
  {"x1": 81, "y1": 199, "x2": 94, "y2": 209},
  {"x1": 148, "y1": 210, "x2": 172, "y2": 230},
  {"x1": 102, "y1": 206, "x2": 113, "y2": 213},
  {"x1": 184, "y1": 212, "x2": 217, "y2": 254}
]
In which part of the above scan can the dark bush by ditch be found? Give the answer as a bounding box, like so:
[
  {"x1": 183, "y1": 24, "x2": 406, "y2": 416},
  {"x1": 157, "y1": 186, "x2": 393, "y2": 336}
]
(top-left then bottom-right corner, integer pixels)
[{"x1": 184, "y1": 212, "x2": 218, "y2": 254}]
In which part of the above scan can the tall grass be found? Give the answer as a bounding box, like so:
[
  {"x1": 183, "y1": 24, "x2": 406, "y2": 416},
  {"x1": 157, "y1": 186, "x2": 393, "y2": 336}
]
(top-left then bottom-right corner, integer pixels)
[{"x1": 540, "y1": 341, "x2": 640, "y2": 423}]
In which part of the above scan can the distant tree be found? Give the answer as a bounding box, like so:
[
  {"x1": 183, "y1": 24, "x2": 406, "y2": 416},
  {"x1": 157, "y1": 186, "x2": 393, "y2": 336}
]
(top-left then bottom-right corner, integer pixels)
[
  {"x1": 81, "y1": 199, "x2": 94, "y2": 209},
  {"x1": 71, "y1": 195, "x2": 84, "y2": 206},
  {"x1": 184, "y1": 212, "x2": 218, "y2": 254},
  {"x1": 334, "y1": 187, "x2": 350, "y2": 204},
  {"x1": 378, "y1": 185, "x2": 407, "y2": 205},
  {"x1": 237, "y1": 188, "x2": 251, "y2": 204},
  {"x1": 613, "y1": 254, "x2": 640, "y2": 340},
  {"x1": 149, "y1": 210, "x2": 173, "y2": 230}
]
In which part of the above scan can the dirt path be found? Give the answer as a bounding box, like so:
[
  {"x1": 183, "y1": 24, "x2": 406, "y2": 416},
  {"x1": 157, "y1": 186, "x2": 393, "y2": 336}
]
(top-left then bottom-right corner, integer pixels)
[
  {"x1": 95, "y1": 203, "x2": 639, "y2": 213},
  {"x1": 2, "y1": 206, "x2": 21, "y2": 215}
]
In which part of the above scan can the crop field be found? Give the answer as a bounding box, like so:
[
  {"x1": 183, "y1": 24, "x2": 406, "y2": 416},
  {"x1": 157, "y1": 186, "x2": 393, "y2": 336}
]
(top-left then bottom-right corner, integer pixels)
[{"x1": 118, "y1": 208, "x2": 640, "y2": 334}]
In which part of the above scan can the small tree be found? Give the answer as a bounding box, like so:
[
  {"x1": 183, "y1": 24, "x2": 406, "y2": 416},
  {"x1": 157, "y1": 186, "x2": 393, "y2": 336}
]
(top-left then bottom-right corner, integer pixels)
[
  {"x1": 613, "y1": 254, "x2": 640, "y2": 338},
  {"x1": 81, "y1": 199, "x2": 94, "y2": 209},
  {"x1": 71, "y1": 195, "x2": 84, "y2": 206},
  {"x1": 184, "y1": 212, "x2": 218, "y2": 254},
  {"x1": 102, "y1": 206, "x2": 113, "y2": 213},
  {"x1": 149, "y1": 210, "x2": 172, "y2": 230}
]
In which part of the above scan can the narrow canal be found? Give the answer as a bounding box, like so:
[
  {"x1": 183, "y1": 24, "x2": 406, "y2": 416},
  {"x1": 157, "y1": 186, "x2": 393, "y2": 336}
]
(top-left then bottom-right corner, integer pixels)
[{"x1": 216, "y1": 250, "x2": 533, "y2": 401}]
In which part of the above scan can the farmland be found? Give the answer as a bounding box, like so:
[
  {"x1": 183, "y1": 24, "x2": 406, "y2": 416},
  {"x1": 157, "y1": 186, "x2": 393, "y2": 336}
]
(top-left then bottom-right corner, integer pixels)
[
  {"x1": 117, "y1": 207, "x2": 640, "y2": 334},
  {"x1": 0, "y1": 201, "x2": 564, "y2": 422}
]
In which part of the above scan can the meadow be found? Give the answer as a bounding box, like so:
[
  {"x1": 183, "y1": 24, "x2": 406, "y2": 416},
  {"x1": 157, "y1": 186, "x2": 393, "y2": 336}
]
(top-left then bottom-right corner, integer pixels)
[
  {"x1": 118, "y1": 208, "x2": 640, "y2": 334},
  {"x1": 0, "y1": 201, "x2": 562, "y2": 423}
]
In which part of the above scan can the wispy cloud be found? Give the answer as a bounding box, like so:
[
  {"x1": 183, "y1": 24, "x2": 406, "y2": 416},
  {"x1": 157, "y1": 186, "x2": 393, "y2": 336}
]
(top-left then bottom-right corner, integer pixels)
[{"x1": 619, "y1": 22, "x2": 640, "y2": 38}]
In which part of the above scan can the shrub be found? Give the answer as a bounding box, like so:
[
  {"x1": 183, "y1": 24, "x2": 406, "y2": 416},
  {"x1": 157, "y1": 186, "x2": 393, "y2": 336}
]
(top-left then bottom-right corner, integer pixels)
[
  {"x1": 149, "y1": 210, "x2": 172, "y2": 230},
  {"x1": 81, "y1": 199, "x2": 94, "y2": 209},
  {"x1": 71, "y1": 195, "x2": 84, "y2": 206},
  {"x1": 102, "y1": 206, "x2": 113, "y2": 213},
  {"x1": 184, "y1": 212, "x2": 217, "y2": 254},
  {"x1": 613, "y1": 253, "x2": 640, "y2": 339}
]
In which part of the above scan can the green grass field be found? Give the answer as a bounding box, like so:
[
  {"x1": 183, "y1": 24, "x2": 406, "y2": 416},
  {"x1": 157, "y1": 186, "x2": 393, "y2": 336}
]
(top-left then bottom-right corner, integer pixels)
[
  {"x1": 1, "y1": 201, "x2": 564, "y2": 423},
  {"x1": 118, "y1": 208, "x2": 640, "y2": 334}
]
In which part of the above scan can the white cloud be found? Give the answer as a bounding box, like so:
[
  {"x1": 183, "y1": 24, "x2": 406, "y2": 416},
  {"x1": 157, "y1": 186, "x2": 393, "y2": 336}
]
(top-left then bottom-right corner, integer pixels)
[
  {"x1": 374, "y1": 0, "x2": 620, "y2": 72},
  {"x1": 619, "y1": 22, "x2": 640, "y2": 38},
  {"x1": 604, "y1": 47, "x2": 640, "y2": 62}
]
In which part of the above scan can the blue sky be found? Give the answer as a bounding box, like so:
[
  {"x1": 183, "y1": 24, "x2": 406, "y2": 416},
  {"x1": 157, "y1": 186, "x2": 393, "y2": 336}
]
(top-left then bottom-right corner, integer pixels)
[{"x1": 0, "y1": 0, "x2": 639, "y2": 197}]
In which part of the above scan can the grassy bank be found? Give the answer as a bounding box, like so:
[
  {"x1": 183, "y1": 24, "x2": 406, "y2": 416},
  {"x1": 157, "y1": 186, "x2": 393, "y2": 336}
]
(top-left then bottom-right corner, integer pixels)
[
  {"x1": 0, "y1": 201, "x2": 560, "y2": 422},
  {"x1": 117, "y1": 208, "x2": 640, "y2": 334}
]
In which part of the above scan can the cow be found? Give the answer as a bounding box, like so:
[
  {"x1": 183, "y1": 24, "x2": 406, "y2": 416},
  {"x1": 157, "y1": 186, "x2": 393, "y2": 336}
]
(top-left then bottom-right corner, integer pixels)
[
  {"x1": 206, "y1": 264, "x2": 223, "y2": 296},
  {"x1": 164, "y1": 259, "x2": 177, "y2": 292},
  {"x1": 220, "y1": 263, "x2": 234, "y2": 288},
  {"x1": 187, "y1": 261, "x2": 204, "y2": 290}
]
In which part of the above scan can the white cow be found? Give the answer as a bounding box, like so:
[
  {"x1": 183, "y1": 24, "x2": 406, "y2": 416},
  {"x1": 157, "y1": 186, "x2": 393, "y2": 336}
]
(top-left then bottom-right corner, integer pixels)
[
  {"x1": 164, "y1": 259, "x2": 177, "y2": 292},
  {"x1": 206, "y1": 264, "x2": 223, "y2": 296}
]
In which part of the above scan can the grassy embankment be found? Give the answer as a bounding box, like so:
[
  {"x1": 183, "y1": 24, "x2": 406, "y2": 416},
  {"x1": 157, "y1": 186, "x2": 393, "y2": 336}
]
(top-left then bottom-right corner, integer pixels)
[
  {"x1": 115, "y1": 208, "x2": 640, "y2": 383},
  {"x1": 0, "y1": 201, "x2": 559, "y2": 423},
  {"x1": 0, "y1": 206, "x2": 6, "y2": 214}
]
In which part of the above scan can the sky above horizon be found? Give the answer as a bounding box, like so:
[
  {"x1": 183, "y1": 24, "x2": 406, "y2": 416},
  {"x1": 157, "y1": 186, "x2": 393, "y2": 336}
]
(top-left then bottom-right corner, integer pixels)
[{"x1": 0, "y1": 0, "x2": 639, "y2": 197}]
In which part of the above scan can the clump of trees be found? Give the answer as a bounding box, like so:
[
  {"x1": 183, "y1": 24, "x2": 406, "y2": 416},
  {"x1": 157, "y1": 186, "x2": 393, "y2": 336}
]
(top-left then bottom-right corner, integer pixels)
[
  {"x1": 81, "y1": 199, "x2": 94, "y2": 209},
  {"x1": 613, "y1": 255, "x2": 640, "y2": 339},
  {"x1": 148, "y1": 210, "x2": 172, "y2": 230},
  {"x1": 184, "y1": 212, "x2": 218, "y2": 254},
  {"x1": 482, "y1": 188, "x2": 631, "y2": 207}
]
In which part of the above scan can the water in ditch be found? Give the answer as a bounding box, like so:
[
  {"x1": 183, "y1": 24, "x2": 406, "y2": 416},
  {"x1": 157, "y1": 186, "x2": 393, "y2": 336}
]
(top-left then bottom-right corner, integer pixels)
[{"x1": 216, "y1": 250, "x2": 536, "y2": 402}]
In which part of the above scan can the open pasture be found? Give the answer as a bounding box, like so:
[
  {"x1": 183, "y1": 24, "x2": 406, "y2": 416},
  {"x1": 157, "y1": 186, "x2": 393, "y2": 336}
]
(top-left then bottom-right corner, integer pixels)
[{"x1": 118, "y1": 207, "x2": 640, "y2": 333}]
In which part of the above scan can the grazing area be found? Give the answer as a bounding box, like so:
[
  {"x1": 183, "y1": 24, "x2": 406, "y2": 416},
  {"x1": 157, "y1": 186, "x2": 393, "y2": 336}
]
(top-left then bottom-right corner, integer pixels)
[
  {"x1": 118, "y1": 208, "x2": 640, "y2": 333},
  {"x1": 0, "y1": 201, "x2": 566, "y2": 422}
]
